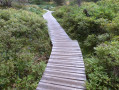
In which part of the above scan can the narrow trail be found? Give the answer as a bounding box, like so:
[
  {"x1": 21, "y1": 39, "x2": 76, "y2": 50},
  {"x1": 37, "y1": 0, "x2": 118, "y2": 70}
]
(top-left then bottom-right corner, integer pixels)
[{"x1": 37, "y1": 11, "x2": 86, "y2": 90}]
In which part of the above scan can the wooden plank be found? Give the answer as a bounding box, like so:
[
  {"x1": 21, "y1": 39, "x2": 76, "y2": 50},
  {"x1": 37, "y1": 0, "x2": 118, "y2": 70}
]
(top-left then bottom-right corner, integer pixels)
[
  {"x1": 40, "y1": 76, "x2": 85, "y2": 89},
  {"x1": 50, "y1": 53, "x2": 82, "y2": 57},
  {"x1": 51, "y1": 40, "x2": 73, "y2": 42},
  {"x1": 47, "y1": 65, "x2": 85, "y2": 71},
  {"x1": 48, "y1": 62, "x2": 84, "y2": 68},
  {"x1": 50, "y1": 54, "x2": 82, "y2": 58},
  {"x1": 52, "y1": 42, "x2": 78, "y2": 45},
  {"x1": 49, "y1": 31, "x2": 67, "y2": 34},
  {"x1": 50, "y1": 37, "x2": 70, "y2": 39},
  {"x1": 52, "y1": 39, "x2": 78, "y2": 44},
  {"x1": 48, "y1": 59, "x2": 84, "y2": 64},
  {"x1": 52, "y1": 47, "x2": 81, "y2": 50},
  {"x1": 52, "y1": 49, "x2": 81, "y2": 53},
  {"x1": 51, "y1": 39, "x2": 71, "y2": 41},
  {"x1": 49, "y1": 58, "x2": 83, "y2": 62},
  {"x1": 47, "y1": 63, "x2": 85, "y2": 68},
  {"x1": 43, "y1": 70, "x2": 86, "y2": 81},
  {"x1": 52, "y1": 44, "x2": 80, "y2": 47},
  {"x1": 51, "y1": 51, "x2": 82, "y2": 55},
  {"x1": 52, "y1": 42, "x2": 79, "y2": 44},
  {"x1": 50, "y1": 34, "x2": 69, "y2": 36},
  {"x1": 52, "y1": 41, "x2": 77, "y2": 43},
  {"x1": 45, "y1": 68, "x2": 85, "y2": 74},
  {"x1": 37, "y1": 82, "x2": 83, "y2": 90},
  {"x1": 51, "y1": 51, "x2": 82, "y2": 53},
  {"x1": 53, "y1": 43, "x2": 79, "y2": 45},
  {"x1": 50, "y1": 56, "x2": 83, "y2": 59},
  {"x1": 50, "y1": 34, "x2": 68, "y2": 37},
  {"x1": 48, "y1": 60, "x2": 84, "y2": 64},
  {"x1": 52, "y1": 40, "x2": 77, "y2": 42}
]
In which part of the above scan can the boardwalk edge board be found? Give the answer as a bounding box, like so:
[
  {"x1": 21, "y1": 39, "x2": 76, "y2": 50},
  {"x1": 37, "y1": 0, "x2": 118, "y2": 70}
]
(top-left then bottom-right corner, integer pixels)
[{"x1": 36, "y1": 11, "x2": 86, "y2": 90}]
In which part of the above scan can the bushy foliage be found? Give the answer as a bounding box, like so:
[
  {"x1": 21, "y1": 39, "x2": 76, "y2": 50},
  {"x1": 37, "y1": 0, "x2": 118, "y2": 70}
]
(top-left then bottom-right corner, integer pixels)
[
  {"x1": 53, "y1": 0, "x2": 119, "y2": 54},
  {"x1": 11, "y1": 2, "x2": 45, "y2": 15},
  {"x1": 0, "y1": 8, "x2": 51, "y2": 89},
  {"x1": 53, "y1": 0, "x2": 119, "y2": 89},
  {"x1": 85, "y1": 41, "x2": 119, "y2": 89},
  {"x1": 23, "y1": 5, "x2": 45, "y2": 15}
]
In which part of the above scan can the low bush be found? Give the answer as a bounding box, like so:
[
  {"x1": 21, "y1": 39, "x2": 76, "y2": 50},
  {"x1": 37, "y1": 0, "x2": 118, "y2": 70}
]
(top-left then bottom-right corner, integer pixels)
[
  {"x1": 0, "y1": 8, "x2": 51, "y2": 89},
  {"x1": 53, "y1": 0, "x2": 119, "y2": 54},
  {"x1": 23, "y1": 5, "x2": 45, "y2": 16},
  {"x1": 53, "y1": 0, "x2": 119, "y2": 89},
  {"x1": 85, "y1": 41, "x2": 119, "y2": 89}
]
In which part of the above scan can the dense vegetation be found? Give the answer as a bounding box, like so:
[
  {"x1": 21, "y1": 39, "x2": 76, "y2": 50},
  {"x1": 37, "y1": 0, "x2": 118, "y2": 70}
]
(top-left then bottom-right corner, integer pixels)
[
  {"x1": 53, "y1": 0, "x2": 119, "y2": 89},
  {"x1": 0, "y1": 0, "x2": 119, "y2": 89},
  {"x1": 0, "y1": 5, "x2": 51, "y2": 89}
]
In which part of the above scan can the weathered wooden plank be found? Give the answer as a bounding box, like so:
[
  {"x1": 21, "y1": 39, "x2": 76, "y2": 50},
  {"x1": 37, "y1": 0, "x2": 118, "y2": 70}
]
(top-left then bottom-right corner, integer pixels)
[
  {"x1": 52, "y1": 41, "x2": 78, "y2": 44},
  {"x1": 50, "y1": 34, "x2": 69, "y2": 36},
  {"x1": 49, "y1": 58, "x2": 83, "y2": 62},
  {"x1": 51, "y1": 38, "x2": 70, "y2": 40},
  {"x1": 47, "y1": 65, "x2": 85, "y2": 71},
  {"x1": 52, "y1": 42, "x2": 78, "y2": 44},
  {"x1": 51, "y1": 40, "x2": 73, "y2": 42},
  {"x1": 51, "y1": 52, "x2": 82, "y2": 55},
  {"x1": 52, "y1": 47, "x2": 80, "y2": 50},
  {"x1": 48, "y1": 62, "x2": 84, "y2": 68},
  {"x1": 45, "y1": 68, "x2": 85, "y2": 74},
  {"x1": 37, "y1": 82, "x2": 83, "y2": 90},
  {"x1": 48, "y1": 60, "x2": 84, "y2": 64},
  {"x1": 52, "y1": 47, "x2": 81, "y2": 50},
  {"x1": 43, "y1": 70, "x2": 86, "y2": 81},
  {"x1": 53, "y1": 42, "x2": 79, "y2": 44},
  {"x1": 50, "y1": 56, "x2": 83, "y2": 60},
  {"x1": 50, "y1": 53, "x2": 82, "y2": 57},
  {"x1": 49, "y1": 31, "x2": 67, "y2": 34},
  {"x1": 52, "y1": 50, "x2": 81, "y2": 53},
  {"x1": 40, "y1": 76, "x2": 85, "y2": 89},
  {"x1": 47, "y1": 63, "x2": 85, "y2": 68},
  {"x1": 50, "y1": 37, "x2": 70, "y2": 39},
  {"x1": 48, "y1": 60, "x2": 84, "y2": 65},
  {"x1": 53, "y1": 45, "x2": 80, "y2": 47},
  {"x1": 51, "y1": 39, "x2": 76, "y2": 43}
]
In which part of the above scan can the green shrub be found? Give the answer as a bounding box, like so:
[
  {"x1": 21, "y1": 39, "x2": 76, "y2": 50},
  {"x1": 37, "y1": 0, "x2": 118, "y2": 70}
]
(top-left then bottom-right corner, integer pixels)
[
  {"x1": 84, "y1": 57, "x2": 111, "y2": 90},
  {"x1": 23, "y1": 5, "x2": 45, "y2": 16},
  {"x1": 105, "y1": 14, "x2": 119, "y2": 35},
  {"x1": 97, "y1": 0, "x2": 119, "y2": 13},
  {"x1": 0, "y1": 8, "x2": 51, "y2": 89},
  {"x1": 53, "y1": 5, "x2": 109, "y2": 54},
  {"x1": 85, "y1": 41, "x2": 119, "y2": 89},
  {"x1": 53, "y1": 0, "x2": 119, "y2": 89},
  {"x1": 53, "y1": 0, "x2": 119, "y2": 54}
]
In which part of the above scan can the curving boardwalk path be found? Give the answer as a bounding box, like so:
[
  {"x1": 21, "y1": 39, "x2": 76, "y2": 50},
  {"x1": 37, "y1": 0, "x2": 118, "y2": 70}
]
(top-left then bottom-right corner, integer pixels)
[{"x1": 36, "y1": 11, "x2": 86, "y2": 90}]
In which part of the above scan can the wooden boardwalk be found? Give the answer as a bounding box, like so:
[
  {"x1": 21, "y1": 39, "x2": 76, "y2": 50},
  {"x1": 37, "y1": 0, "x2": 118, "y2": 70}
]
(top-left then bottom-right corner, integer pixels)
[{"x1": 36, "y1": 11, "x2": 86, "y2": 90}]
